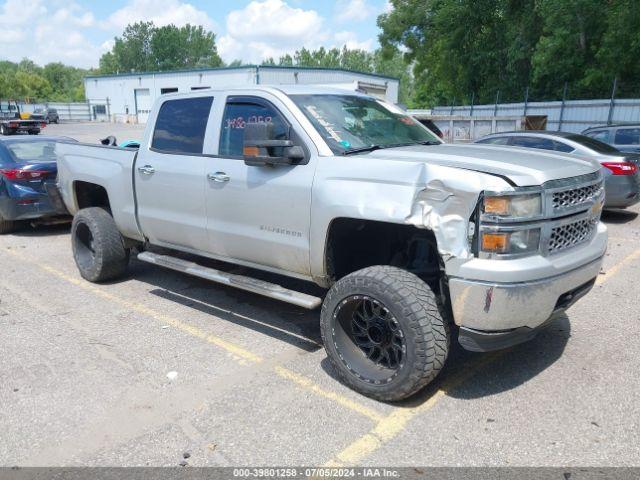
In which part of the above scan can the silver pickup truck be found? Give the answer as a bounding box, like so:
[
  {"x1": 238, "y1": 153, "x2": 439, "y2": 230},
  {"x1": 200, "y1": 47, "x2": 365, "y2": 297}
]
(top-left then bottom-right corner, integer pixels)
[{"x1": 56, "y1": 86, "x2": 607, "y2": 401}]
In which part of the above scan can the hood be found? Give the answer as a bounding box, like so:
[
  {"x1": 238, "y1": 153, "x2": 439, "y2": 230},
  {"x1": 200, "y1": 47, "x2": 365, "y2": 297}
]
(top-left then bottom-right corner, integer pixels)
[{"x1": 365, "y1": 143, "x2": 601, "y2": 186}]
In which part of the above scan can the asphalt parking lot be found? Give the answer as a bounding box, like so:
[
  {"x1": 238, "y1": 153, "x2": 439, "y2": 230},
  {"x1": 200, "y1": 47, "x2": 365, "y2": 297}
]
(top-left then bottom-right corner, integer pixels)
[{"x1": 1, "y1": 123, "x2": 639, "y2": 467}]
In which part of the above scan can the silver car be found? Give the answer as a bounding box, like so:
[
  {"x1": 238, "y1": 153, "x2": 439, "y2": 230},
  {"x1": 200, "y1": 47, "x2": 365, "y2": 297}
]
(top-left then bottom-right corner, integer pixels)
[
  {"x1": 582, "y1": 124, "x2": 640, "y2": 154},
  {"x1": 476, "y1": 131, "x2": 640, "y2": 209}
]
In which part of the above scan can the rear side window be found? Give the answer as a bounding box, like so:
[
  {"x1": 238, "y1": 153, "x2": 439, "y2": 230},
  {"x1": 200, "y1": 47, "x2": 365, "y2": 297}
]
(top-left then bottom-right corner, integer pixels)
[
  {"x1": 585, "y1": 130, "x2": 609, "y2": 143},
  {"x1": 615, "y1": 128, "x2": 640, "y2": 145},
  {"x1": 151, "y1": 97, "x2": 213, "y2": 154},
  {"x1": 510, "y1": 136, "x2": 555, "y2": 150},
  {"x1": 219, "y1": 100, "x2": 289, "y2": 156},
  {"x1": 552, "y1": 141, "x2": 575, "y2": 153},
  {"x1": 477, "y1": 137, "x2": 509, "y2": 145}
]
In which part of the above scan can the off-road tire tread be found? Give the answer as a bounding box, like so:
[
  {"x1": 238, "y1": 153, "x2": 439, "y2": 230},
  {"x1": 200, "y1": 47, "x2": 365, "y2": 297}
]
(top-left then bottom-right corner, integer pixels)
[
  {"x1": 321, "y1": 265, "x2": 450, "y2": 401},
  {"x1": 72, "y1": 207, "x2": 129, "y2": 282}
]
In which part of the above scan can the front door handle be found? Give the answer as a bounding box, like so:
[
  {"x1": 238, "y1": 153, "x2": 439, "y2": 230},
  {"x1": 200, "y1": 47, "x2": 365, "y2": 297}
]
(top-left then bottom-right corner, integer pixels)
[
  {"x1": 207, "y1": 172, "x2": 230, "y2": 183},
  {"x1": 138, "y1": 165, "x2": 155, "y2": 175}
]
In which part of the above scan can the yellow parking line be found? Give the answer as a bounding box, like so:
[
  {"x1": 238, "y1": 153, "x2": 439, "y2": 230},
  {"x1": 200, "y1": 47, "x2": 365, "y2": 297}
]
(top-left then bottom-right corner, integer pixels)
[
  {"x1": 3, "y1": 249, "x2": 385, "y2": 421},
  {"x1": 6, "y1": 249, "x2": 264, "y2": 363},
  {"x1": 325, "y1": 352, "x2": 503, "y2": 466},
  {"x1": 274, "y1": 366, "x2": 384, "y2": 422},
  {"x1": 595, "y1": 248, "x2": 640, "y2": 286}
]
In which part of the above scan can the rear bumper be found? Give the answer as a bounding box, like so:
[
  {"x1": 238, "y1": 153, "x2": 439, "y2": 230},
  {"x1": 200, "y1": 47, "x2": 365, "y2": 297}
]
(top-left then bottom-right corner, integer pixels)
[
  {"x1": 2, "y1": 123, "x2": 41, "y2": 133},
  {"x1": 0, "y1": 197, "x2": 56, "y2": 220},
  {"x1": 604, "y1": 173, "x2": 640, "y2": 208}
]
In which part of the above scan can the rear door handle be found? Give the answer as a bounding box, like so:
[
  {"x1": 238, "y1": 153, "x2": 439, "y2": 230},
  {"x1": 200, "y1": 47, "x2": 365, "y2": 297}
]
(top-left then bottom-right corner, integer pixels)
[
  {"x1": 138, "y1": 165, "x2": 155, "y2": 175},
  {"x1": 207, "y1": 172, "x2": 230, "y2": 183}
]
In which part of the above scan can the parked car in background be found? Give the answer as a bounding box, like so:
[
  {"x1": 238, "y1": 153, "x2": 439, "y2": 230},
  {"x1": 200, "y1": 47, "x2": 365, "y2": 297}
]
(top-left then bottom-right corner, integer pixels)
[
  {"x1": 582, "y1": 124, "x2": 640, "y2": 153},
  {"x1": 0, "y1": 136, "x2": 75, "y2": 233},
  {"x1": 33, "y1": 108, "x2": 60, "y2": 124},
  {"x1": 475, "y1": 131, "x2": 640, "y2": 209}
]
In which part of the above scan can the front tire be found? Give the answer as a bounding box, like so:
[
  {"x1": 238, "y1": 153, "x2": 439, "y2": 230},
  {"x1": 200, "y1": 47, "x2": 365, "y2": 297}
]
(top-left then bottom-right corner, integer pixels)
[
  {"x1": 321, "y1": 266, "x2": 450, "y2": 402},
  {"x1": 71, "y1": 207, "x2": 129, "y2": 282}
]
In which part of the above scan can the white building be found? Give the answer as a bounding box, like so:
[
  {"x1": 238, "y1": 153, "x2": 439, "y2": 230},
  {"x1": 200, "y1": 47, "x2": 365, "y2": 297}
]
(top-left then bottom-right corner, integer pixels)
[{"x1": 84, "y1": 65, "x2": 400, "y2": 123}]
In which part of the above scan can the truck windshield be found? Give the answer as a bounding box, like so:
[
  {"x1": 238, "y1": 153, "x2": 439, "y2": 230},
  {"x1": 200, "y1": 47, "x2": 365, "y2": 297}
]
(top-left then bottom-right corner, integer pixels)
[{"x1": 290, "y1": 94, "x2": 440, "y2": 155}]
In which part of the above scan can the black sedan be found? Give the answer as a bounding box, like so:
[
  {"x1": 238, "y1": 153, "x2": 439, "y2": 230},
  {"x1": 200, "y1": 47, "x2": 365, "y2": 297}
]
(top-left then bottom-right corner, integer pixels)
[{"x1": 0, "y1": 136, "x2": 75, "y2": 233}]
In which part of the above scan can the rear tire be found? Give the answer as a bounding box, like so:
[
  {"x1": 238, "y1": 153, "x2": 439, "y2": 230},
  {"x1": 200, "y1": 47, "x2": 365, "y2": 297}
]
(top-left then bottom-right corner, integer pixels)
[
  {"x1": 0, "y1": 125, "x2": 7, "y2": 136},
  {"x1": 321, "y1": 266, "x2": 450, "y2": 402},
  {"x1": 0, "y1": 214, "x2": 17, "y2": 234},
  {"x1": 71, "y1": 207, "x2": 129, "y2": 282}
]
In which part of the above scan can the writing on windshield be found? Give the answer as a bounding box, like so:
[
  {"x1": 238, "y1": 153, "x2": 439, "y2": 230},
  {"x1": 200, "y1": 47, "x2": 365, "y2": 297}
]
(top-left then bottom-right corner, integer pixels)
[{"x1": 290, "y1": 94, "x2": 439, "y2": 154}]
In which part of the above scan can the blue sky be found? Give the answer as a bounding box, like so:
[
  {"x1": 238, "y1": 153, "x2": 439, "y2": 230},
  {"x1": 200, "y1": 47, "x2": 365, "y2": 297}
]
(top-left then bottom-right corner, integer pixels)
[{"x1": 0, "y1": 0, "x2": 391, "y2": 68}]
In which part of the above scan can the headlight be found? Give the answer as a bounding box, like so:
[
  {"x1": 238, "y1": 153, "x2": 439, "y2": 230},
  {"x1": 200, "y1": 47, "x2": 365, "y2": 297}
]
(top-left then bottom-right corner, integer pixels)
[
  {"x1": 480, "y1": 228, "x2": 541, "y2": 256},
  {"x1": 483, "y1": 193, "x2": 542, "y2": 219}
]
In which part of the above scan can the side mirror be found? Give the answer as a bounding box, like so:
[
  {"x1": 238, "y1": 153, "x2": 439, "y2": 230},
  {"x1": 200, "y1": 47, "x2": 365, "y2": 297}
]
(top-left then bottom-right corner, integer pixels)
[{"x1": 243, "y1": 122, "x2": 305, "y2": 166}]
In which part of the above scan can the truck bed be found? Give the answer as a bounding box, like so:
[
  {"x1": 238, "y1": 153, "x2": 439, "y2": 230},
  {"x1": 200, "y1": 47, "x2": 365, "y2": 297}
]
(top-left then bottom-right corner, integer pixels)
[{"x1": 55, "y1": 142, "x2": 143, "y2": 241}]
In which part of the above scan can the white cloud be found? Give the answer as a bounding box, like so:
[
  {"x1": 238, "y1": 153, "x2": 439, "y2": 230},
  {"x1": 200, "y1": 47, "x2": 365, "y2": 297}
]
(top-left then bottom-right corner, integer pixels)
[
  {"x1": 333, "y1": 31, "x2": 374, "y2": 51},
  {"x1": 218, "y1": 0, "x2": 327, "y2": 63},
  {"x1": 104, "y1": 0, "x2": 216, "y2": 32},
  {"x1": 334, "y1": 0, "x2": 374, "y2": 23},
  {"x1": 0, "y1": 0, "x2": 103, "y2": 68}
]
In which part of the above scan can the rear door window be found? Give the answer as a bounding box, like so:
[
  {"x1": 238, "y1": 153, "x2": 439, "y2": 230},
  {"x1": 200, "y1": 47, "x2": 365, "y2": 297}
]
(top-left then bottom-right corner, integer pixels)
[
  {"x1": 151, "y1": 97, "x2": 213, "y2": 154},
  {"x1": 614, "y1": 128, "x2": 640, "y2": 145},
  {"x1": 510, "y1": 136, "x2": 555, "y2": 150},
  {"x1": 218, "y1": 98, "x2": 289, "y2": 157}
]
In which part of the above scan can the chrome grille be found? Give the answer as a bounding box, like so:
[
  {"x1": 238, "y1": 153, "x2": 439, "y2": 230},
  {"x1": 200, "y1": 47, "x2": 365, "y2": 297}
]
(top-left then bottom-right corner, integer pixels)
[
  {"x1": 548, "y1": 217, "x2": 598, "y2": 254},
  {"x1": 552, "y1": 183, "x2": 602, "y2": 210}
]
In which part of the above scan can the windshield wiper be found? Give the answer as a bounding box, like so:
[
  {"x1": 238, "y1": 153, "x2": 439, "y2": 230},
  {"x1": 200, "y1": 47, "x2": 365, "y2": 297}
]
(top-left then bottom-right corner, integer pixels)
[
  {"x1": 342, "y1": 141, "x2": 440, "y2": 155},
  {"x1": 342, "y1": 145, "x2": 384, "y2": 155}
]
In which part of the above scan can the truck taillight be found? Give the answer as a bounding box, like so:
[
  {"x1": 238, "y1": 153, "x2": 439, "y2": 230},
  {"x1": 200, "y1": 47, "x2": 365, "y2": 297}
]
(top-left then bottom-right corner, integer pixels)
[
  {"x1": 0, "y1": 168, "x2": 50, "y2": 180},
  {"x1": 40, "y1": 122, "x2": 46, "y2": 128},
  {"x1": 602, "y1": 162, "x2": 638, "y2": 175}
]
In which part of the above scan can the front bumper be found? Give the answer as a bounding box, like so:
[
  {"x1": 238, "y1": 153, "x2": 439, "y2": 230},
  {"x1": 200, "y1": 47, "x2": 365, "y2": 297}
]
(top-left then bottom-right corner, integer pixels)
[
  {"x1": 449, "y1": 254, "x2": 603, "y2": 333},
  {"x1": 457, "y1": 277, "x2": 595, "y2": 352}
]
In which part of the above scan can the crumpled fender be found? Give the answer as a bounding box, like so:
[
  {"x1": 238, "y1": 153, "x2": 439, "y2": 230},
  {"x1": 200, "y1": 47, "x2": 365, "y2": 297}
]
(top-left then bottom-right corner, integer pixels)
[{"x1": 310, "y1": 158, "x2": 513, "y2": 283}]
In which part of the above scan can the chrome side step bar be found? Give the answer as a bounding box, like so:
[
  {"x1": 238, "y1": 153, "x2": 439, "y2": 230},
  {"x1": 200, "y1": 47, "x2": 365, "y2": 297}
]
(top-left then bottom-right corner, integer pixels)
[{"x1": 137, "y1": 251, "x2": 322, "y2": 310}]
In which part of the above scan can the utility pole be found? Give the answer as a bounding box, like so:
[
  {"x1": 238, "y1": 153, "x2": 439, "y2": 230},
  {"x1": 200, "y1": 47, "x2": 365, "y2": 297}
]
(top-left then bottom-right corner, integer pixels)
[
  {"x1": 558, "y1": 82, "x2": 568, "y2": 131},
  {"x1": 607, "y1": 77, "x2": 618, "y2": 125}
]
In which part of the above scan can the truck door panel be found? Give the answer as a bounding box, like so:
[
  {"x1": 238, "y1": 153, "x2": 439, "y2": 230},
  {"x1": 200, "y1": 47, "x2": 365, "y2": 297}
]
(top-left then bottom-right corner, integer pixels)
[
  {"x1": 204, "y1": 96, "x2": 315, "y2": 276},
  {"x1": 135, "y1": 96, "x2": 213, "y2": 251}
]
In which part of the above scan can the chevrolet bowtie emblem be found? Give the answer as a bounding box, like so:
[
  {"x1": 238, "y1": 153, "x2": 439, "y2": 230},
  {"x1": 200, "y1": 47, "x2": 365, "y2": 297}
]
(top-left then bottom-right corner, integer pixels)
[{"x1": 591, "y1": 200, "x2": 603, "y2": 216}]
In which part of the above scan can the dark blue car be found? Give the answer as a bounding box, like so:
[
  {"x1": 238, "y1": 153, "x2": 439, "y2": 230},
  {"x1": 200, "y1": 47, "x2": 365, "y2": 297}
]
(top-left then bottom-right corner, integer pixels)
[{"x1": 0, "y1": 136, "x2": 75, "y2": 234}]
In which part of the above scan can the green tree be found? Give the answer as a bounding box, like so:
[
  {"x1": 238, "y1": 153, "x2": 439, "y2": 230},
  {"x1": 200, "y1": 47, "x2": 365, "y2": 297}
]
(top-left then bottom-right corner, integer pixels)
[
  {"x1": 531, "y1": 0, "x2": 608, "y2": 99},
  {"x1": 587, "y1": 0, "x2": 640, "y2": 97},
  {"x1": 379, "y1": 0, "x2": 537, "y2": 106},
  {"x1": 99, "y1": 22, "x2": 222, "y2": 74},
  {"x1": 151, "y1": 24, "x2": 222, "y2": 70},
  {"x1": 102, "y1": 21, "x2": 155, "y2": 74}
]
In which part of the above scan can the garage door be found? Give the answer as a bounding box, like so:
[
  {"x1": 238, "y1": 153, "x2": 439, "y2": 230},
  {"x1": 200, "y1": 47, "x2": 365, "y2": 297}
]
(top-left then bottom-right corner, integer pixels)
[{"x1": 134, "y1": 88, "x2": 151, "y2": 124}]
